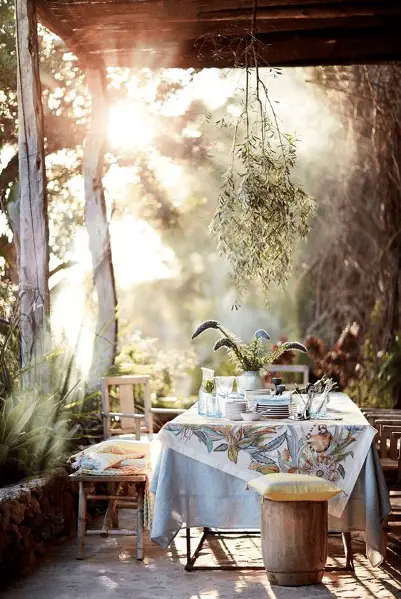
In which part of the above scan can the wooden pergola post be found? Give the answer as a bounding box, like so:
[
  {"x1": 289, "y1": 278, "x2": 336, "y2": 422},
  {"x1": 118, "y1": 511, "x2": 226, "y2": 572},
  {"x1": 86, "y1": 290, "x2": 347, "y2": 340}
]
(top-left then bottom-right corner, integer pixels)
[
  {"x1": 84, "y1": 69, "x2": 117, "y2": 386},
  {"x1": 15, "y1": 0, "x2": 50, "y2": 377}
]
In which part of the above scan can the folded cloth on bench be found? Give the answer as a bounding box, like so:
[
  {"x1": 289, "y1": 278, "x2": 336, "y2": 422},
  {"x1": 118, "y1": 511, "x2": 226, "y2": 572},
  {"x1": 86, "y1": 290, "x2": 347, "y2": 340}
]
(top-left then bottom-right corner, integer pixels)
[
  {"x1": 72, "y1": 451, "x2": 146, "y2": 474},
  {"x1": 69, "y1": 439, "x2": 153, "y2": 528},
  {"x1": 70, "y1": 438, "x2": 151, "y2": 461}
]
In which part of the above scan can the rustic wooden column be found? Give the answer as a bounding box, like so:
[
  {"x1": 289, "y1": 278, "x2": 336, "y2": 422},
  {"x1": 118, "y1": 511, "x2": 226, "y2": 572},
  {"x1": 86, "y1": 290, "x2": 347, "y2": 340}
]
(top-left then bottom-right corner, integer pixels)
[
  {"x1": 15, "y1": 0, "x2": 50, "y2": 374},
  {"x1": 84, "y1": 69, "x2": 117, "y2": 386}
]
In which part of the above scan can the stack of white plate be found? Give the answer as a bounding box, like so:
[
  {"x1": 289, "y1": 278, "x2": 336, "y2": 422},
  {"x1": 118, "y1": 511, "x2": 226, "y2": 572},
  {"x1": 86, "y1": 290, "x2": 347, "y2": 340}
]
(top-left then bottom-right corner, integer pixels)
[
  {"x1": 256, "y1": 396, "x2": 291, "y2": 419},
  {"x1": 225, "y1": 400, "x2": 247, "y2": 420}
]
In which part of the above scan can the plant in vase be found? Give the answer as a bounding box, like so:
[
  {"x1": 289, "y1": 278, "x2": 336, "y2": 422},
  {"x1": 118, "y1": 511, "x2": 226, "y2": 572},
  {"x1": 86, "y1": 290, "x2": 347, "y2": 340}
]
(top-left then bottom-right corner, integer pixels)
[
  {"x1": 203, "y1": 379, "x2": 215, "y2": 394},
  {"x1": 191, "y1": 320, "x2": 307, "y2": 392}
]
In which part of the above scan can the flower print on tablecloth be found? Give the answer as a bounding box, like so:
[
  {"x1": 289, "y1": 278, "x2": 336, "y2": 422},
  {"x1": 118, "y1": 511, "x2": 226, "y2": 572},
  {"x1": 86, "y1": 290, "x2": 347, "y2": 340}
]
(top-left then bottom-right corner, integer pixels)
[
  {"x1": 165, "y1": 422, "x2": 277, "y2": 465},
  {"x1": 163, "y1": 421, "x2": 368, "y2": 483}
]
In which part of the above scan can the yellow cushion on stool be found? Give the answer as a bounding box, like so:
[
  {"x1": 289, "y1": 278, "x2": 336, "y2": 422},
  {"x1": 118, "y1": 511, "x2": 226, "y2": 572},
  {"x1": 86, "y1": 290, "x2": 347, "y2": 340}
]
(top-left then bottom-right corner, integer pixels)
[{"x1": 247, "y1": 473, "x2": 342, "y2": 501}]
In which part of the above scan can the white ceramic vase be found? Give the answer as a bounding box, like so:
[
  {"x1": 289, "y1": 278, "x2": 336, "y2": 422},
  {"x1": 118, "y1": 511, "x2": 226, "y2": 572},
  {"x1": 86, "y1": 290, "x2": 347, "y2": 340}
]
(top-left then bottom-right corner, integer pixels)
[{"x1": 237, "y1": 370, "x2": 263, "y2": 393}]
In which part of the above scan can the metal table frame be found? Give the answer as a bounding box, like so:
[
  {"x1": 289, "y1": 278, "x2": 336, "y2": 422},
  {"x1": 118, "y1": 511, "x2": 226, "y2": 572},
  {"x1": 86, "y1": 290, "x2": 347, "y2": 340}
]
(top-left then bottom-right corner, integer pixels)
[{"x1": 184, "y1": 527, "x2": 355, "y2": 572}]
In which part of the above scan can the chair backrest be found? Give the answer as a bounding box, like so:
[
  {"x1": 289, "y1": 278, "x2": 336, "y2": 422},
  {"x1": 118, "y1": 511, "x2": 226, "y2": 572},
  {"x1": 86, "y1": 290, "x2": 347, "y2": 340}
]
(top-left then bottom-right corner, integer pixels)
[
  {"x1": 265, "y1": 365, "x2": 309, "y2": 390},
  {"x1": 362, "y1": 410, "x2": 401, "y2": 427},
  {"x1": 102, "y1": 375, "x2": 153, "y2": 440},
  {"x1": 379, "y1": 424, "x2": 401, "y2": 459}
]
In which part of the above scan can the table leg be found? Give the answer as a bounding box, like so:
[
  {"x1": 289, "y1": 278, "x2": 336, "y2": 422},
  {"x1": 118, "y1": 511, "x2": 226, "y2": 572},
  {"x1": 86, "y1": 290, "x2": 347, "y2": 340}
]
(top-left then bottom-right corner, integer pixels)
[
  {"x1": 185, "y1": 528, "x2": 191, "y2": 570},
  {"x1": 77, "y1": 482, "x2": 87, "y2": 560},
  {"x1": 342, "y1": 532, "x2": 354, "y2": 571},
  {"x1": 185, "y1": 527, "x2": 208, "y2": 572},
  {"x1": 136, "y1": 482, "x2": 144, "y2": 561}
]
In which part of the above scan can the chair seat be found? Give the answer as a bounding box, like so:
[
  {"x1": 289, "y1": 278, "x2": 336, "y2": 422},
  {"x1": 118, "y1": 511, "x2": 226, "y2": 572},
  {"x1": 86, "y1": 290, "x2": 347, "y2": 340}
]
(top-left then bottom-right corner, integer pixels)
[
  {"x1": 113, "y1": 433, "x2": 153, "y2": 443},
  {"x1": 151, "y1": 407, "x2": 185, "y2": 415},
  {"x1": 70, "y1": 472, "x2": 147, "y2": 482},
  {"x1": 381, "y1": 458, "x2": 398, "y2": 471}
]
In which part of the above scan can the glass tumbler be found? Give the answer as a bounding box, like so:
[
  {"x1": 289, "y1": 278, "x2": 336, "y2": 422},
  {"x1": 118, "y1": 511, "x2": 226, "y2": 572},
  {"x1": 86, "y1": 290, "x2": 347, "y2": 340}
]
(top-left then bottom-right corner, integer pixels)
[{"x1": 215, "y1": 376, "x2": 235, "y2": 418}]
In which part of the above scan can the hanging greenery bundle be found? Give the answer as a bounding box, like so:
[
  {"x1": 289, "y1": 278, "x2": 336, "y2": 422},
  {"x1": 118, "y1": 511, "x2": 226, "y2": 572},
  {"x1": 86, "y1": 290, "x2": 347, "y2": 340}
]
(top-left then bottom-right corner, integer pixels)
[{"x1": 209, "y1": 9, "x2": 315, "y2": 301}]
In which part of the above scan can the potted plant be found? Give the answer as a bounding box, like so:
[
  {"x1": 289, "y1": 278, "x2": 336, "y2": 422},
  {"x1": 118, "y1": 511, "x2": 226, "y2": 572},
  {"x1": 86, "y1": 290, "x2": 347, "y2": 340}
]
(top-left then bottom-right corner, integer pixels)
[{"x1": 191, "y1": 320, "x2": 307, "y2": 391}]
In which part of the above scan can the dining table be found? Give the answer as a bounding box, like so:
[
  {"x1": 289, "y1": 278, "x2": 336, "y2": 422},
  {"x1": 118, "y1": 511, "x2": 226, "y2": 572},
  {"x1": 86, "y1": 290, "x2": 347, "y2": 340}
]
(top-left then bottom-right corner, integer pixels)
[{"x1": 150, "y1": 393, "x2": 391, "y2": 569}]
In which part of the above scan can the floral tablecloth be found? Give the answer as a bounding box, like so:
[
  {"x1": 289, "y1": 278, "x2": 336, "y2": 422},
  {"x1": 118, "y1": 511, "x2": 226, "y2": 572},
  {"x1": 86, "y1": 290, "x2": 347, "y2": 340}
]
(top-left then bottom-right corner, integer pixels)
[{"x1": 157, "y1": 393, "x2": 376, "y2": 518}]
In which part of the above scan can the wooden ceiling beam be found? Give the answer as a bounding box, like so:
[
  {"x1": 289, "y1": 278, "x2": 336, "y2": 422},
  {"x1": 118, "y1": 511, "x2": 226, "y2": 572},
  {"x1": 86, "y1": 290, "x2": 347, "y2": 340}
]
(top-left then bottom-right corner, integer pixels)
[
  {"x1": 35, "y1": 0, "x2": 102, "y2": 67},
  {"x1": 90, "y1": 44, "x2": 401, "y2": 70},
  {"x1": 47, "y1": 0, "x2": 380, "y2": 7},
  {"x1": 199, "y1": 3, "x2": 401, "y2": 21},
  {"x1": 47, "y1": 1, "x2": 401, "y2": 21},
  {"x1": 82, "y1": 27, "x2": 401, "y2": 69},
  {"x1": 75, "y1": 20, "x2": 401, "y2": 49},
  {"x1": 70, "y1": 14, "x2": 399, "y2": 38}
]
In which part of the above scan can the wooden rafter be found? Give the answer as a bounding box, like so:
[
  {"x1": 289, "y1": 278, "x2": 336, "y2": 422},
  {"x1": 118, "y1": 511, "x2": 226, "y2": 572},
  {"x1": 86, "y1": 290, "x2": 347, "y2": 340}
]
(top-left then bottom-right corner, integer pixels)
[
  {"x1": 36, "y1": 0, "x2": 102, "y2": 67},
  {"x1": 36, "y1": 0, "x2": 401, "y2": 68}
]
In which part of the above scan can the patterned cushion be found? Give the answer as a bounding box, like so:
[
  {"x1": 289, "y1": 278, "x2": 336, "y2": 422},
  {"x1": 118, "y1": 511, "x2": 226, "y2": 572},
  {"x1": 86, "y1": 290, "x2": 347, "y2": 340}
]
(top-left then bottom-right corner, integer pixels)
[
  {"x1": 78, "y1": 452, "x2": 146, "y2": 472},
  {"x1": 247, "y1": 473, "x2": 342, "y2": 501}
]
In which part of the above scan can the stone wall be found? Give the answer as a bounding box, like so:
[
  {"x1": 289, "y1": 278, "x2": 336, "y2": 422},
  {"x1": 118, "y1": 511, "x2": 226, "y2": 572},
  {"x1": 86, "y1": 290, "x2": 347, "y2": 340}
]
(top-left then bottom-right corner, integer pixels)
[{"x1": 0, "y1": 470, "x2": 75, "y2": 579}]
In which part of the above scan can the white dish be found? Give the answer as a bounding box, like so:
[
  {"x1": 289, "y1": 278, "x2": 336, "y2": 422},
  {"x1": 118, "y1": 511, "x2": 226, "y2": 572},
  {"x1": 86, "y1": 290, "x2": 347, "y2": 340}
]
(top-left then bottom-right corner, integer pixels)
[{"x1": 241, "y1": 412, "x2": 261, "y2": 422}]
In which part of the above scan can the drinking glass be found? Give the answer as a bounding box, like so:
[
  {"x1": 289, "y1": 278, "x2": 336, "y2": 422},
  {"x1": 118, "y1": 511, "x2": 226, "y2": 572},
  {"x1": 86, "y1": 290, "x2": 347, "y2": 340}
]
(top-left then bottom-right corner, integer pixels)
[
  {"x1": 310, "y1": 380, "x2": 335, "y2": 418},
  {"x1": 311, "y1": 390, "x2": 330, "y2": 418},
  {"x1": 215, "y1": 376, "x2": 235, "y2": 418}
]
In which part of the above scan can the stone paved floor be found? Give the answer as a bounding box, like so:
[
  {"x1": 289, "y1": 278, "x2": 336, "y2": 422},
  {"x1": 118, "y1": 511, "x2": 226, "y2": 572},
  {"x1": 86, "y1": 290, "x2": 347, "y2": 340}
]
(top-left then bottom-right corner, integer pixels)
[{"x1": 4, "y1": 511, "x2": 401, "y2": 599}]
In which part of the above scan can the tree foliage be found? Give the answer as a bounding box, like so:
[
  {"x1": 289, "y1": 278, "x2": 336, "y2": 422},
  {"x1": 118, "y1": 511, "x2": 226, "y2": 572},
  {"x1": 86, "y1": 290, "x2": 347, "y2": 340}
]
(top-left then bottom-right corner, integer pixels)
[{"x1": 301, "y1": 65, "x2": 401, "y2": 353}]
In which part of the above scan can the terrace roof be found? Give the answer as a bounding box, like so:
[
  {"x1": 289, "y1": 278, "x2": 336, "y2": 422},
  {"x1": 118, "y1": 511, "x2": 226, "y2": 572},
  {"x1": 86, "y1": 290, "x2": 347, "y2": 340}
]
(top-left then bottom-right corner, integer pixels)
[{"x1": 37, "y1": 0, "x2": 401, "y2": 69}]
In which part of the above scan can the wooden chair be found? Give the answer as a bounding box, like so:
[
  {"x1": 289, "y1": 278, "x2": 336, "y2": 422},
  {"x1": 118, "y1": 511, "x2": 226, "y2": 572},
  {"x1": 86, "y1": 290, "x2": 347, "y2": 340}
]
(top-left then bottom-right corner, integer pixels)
[
  {"x1": 361, "y1": 410, "x2": 401, "y2": 485},
  {"x1": 266, "y1": 364, "x2": 309, "y2": 390},
  {"x1": 71, "y1": 472, "x2": 146, "y2": 561},
  {"x1": 361, "y1": 411, "x2": 401, "y2": 453},
  {"x1": 102, "y1": 375, "x2": 153, "y2": 441},
  {"x1": 375, "y1": 420, "x2": 401, "y2": 483}
]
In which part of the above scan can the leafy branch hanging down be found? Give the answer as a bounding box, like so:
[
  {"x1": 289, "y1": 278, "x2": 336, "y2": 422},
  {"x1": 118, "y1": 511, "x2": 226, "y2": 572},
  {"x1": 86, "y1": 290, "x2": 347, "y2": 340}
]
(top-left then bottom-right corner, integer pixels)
[
  {"x1": 209, "y1": 5, "x2": 315, "y2": 299},
  {"x1": 192, "y1": 320, "x2": 307, "y2": 373}
]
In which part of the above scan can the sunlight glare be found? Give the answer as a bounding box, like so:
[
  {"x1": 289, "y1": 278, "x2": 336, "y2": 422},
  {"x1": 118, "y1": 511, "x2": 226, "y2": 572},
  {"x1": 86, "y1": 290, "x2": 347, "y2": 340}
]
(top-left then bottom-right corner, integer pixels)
[
  {"x1": 0, "y1": 144, "x2": 16, "y2": 170},
  {"x1": 0, "y1": 212, "x2": 12, "y2": 240},
  {"x1": 192, "y1": 69, "x2": 238, "y2": 110},
  {"x1": 108, "y1": 103, "x2": 155, "y2": 150},
  {"x1": 110, "y1": 216, "x2": 178, "y2": 289},
  {"x1": 51, "y1": 229, "x2": 94, "y2": 378}
]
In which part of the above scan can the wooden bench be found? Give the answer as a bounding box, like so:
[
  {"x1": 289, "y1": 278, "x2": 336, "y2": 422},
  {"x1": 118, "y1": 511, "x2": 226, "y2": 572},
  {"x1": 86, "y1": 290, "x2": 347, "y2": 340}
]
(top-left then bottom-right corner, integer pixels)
[{"x1": 70, "y1": 472, "x2": 147, "y2": 561}]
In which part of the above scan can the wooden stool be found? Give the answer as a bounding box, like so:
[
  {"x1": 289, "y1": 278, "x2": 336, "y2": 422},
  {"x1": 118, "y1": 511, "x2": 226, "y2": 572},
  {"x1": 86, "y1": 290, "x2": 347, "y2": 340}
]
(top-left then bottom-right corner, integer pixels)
[
  {"x1": 70, "y1": 473, "x2": 147, "y2": 561},
  {"x1": 261, "y1": 498, "x2": 328, "y2": 586}
]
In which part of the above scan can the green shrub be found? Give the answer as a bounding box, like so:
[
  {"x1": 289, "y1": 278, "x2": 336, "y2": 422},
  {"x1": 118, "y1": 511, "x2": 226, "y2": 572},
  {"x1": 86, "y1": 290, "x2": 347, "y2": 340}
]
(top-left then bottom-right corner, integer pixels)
[
  {"x1": 0, "y1": 387, "x2": 70, "y2": 486},
  {"x1": 0, "y1": 287, "x2": 19, "y2": 401}
]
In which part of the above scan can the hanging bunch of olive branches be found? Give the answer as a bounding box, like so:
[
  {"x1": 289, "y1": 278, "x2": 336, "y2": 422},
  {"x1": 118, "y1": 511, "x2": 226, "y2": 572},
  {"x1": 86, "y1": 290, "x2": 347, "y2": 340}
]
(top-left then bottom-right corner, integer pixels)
[{"x1": 209, "y1": 11, "x2": 315, "y2": 301}]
